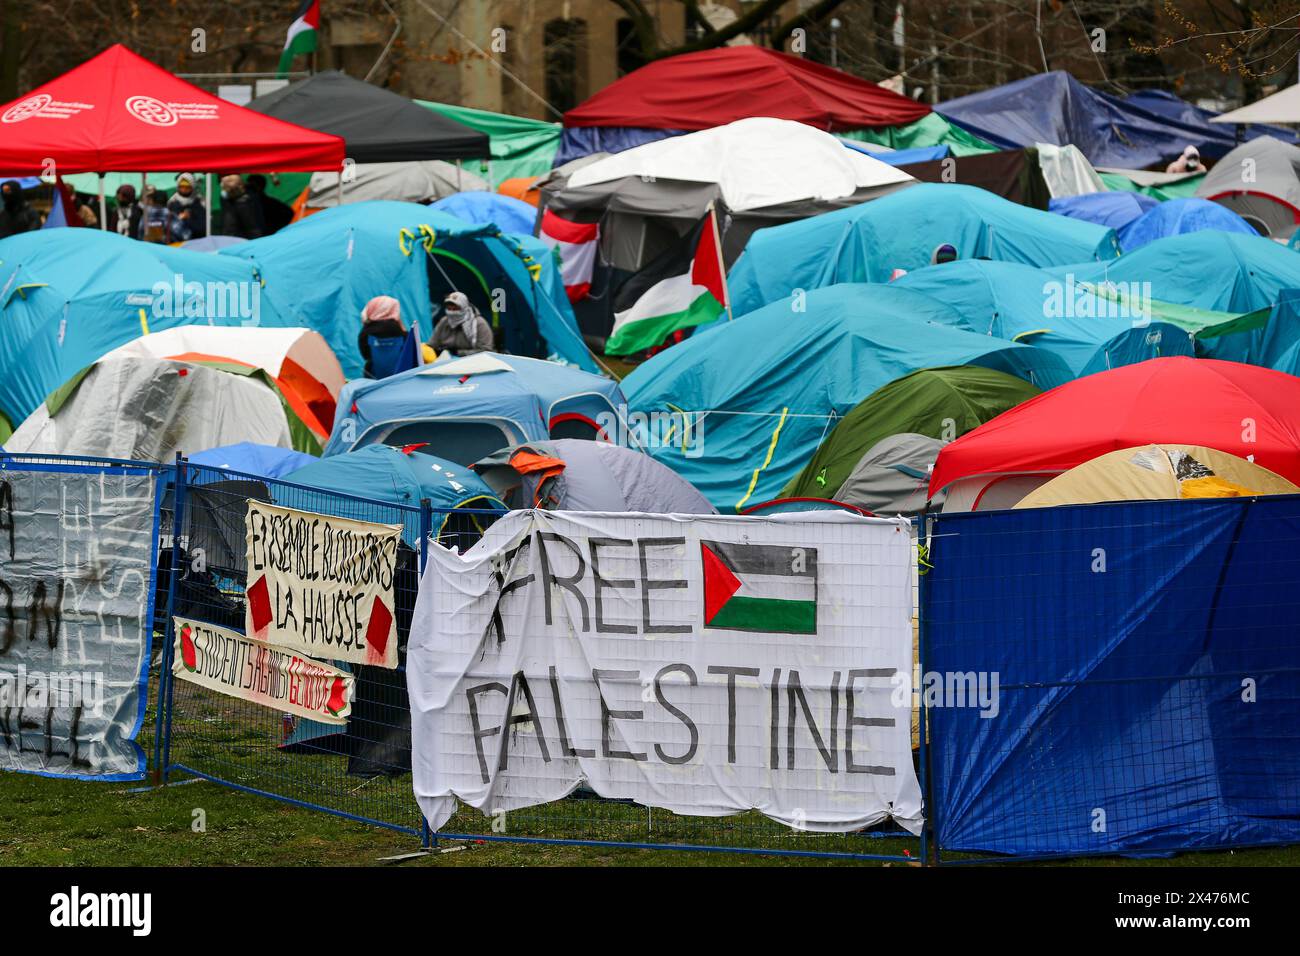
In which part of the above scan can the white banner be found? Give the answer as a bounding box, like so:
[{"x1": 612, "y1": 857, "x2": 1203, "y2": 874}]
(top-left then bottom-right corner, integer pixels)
[
  {"x1": 408, "y1": 510, "x2": 922, "y2": 834},
  {"x1": 0, "y1": 469, "x2": 157, "y2": 778},
  {"x1": 244, "y1": 501, "x2": 400, "y2": 669},
  {"x1": 172, "y1": 616, "x2": 354, "y2": 725}
]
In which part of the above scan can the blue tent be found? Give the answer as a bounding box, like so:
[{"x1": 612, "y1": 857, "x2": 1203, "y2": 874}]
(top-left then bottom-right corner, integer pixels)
[
  {"x1": 623, "y1": 283, "x2": 1073, "y2": 510},
  {"x1": 892, "y1": 260, "x2": 1195, "y2": 377},
  {"x1": 284, "y1": 443, "x2": 504, "y2": 544},
  {"x1": 189, "y1": 442, "x2": 319, "y2": 479},
  {"x1": 725, "y1": 183, "x2": 1120, "y2": 317},
  {"x1": 0, "y1": 227, "x2": 303, "y2": 431},
  {"x1": 1123, "y1": 88, "x2": 1297, "y2": 155},
  {"x1": 937, "y1": 72, "x2": 1215, "y2": 168},
  {"x1": 222, "y1": 201, "x2": 595, "y2": 376},
  {"x1": 324, "y1": 351, "x2": 626, "y2": 465},
  {"x1": 427, "y1": 192, "x2": 538, "y2": 235},
  {"x1": 1049, "y1": 191, "x2": 1158, "y2": 230},
  {"x1": 842, "y1": 141, "x2": 949, "y2": 166},
  {"x1": 1116, "y1": 197, "x2": 1258, "y2": 252}
]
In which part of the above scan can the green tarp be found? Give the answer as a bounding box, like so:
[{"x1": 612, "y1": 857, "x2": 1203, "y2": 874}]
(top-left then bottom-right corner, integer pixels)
[
  {"x1": 417, "y1": 101, "x2": 560, "y2": 186},
  {"x1": 1099, "y1": 171, "x2": 1205, "y2": 201},
  {"x1": 842, "y1": 113, "x2": 1000, "y2": 157}
]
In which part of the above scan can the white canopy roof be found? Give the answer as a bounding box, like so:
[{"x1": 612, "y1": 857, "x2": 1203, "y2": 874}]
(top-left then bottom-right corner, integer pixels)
[
  {"x1": 1212, "y1": 84, "x2": 1300, "y2": 125},
  {"x1": 566, "y1": 117, "x2": 915, "y2": 212}
]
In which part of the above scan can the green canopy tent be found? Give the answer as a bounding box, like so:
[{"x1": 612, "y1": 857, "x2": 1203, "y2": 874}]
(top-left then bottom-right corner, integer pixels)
[
  {"x1": 781, "y1": 366, "x2": 1042, "y2": 500},
  {"x1": 417, "y1": 101, "x2": 561, "y2": 187},
  {"x1": 841, "y1": 113, "x2": 1000, "y2": 157}
]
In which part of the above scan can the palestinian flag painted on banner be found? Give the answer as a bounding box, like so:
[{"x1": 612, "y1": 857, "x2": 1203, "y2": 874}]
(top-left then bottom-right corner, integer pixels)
[
  {"x1": 278, "y1": 0, "x2": 321, "y2": 77},
  {"x1": 701, "y1": 540, "x2": 817, "y2": 635},
  {"x1": 606, "y1": 207, "x2": 729, "y2": 356}
]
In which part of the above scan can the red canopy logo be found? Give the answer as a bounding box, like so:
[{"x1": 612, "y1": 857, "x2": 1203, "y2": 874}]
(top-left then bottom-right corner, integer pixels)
[
  {"x1": 125, "y1": 95, "x2": 177, "y2": 126},
  {"x1": 2, "y1": 94, "x2": 51, "y2": 124}
]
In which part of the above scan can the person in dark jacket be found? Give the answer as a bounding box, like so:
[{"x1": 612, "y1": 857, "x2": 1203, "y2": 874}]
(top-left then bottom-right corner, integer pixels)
[
  {"x1": 247, "y1": 174, "x2": 293, "y2": 235},
  {"x1": 106, "y1": 184, "x2": 143, "y2": 238},
  {"x1": 219, "y1": 174, "x2": 263, "y2": 240},
  {"x1": 0, "y1": 180, "x2": 42, "y2": 238},
  {"x1": 429, "y1": 291, "x2": 495, "y2": 357},
  {"x1": 167, "y1": 173, "x2": 207, "y2": 241}
]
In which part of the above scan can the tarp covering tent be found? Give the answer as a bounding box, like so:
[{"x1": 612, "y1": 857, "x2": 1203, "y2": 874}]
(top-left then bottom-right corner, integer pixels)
[
  {"x1": 1125, "y1": 88, "x2": 1297, "y2": 151},
  {"x1": 891, "y1": 260, "x2": 1196, "y2": 376},
  {"x1": 248, "y1": 71, "x2": 489, "y2": 163},
  {"x1": 1117, "y1": 197, "x2": 1258, "y2": 251},
  {"x1": 1097, "y1": 167, "x2": 1205, "y2": 201},
  {"x1": 189, "y1": 441, "x2": 318, "y2": 480},
  {"x1": 221, "y1": 201, "x2": 595, "y2": 374},
  {"x1": 427, "y1": 192, "x2": 537, "y2": 235},
  {"x1": 324, "y1": 352, "x2": 626, "y2": 465},
  {"x1": 1196, "y1": 135, "x2": 1300, "y2": 238},
  {"x1": 557, "y1": 46, "x2": 931, "y2": 162},
  {"x1": 417, "y1": 101, "x2": 561, "y2": 186},
  {"x1": 1034, "y1": 142, "x2": 1107, "y2": 199},
  {"x1": 782, "y1": 365, "x2": 1042, "y2": 500},
  {"x1": 8, "y1": 354, "x2": 321, "y2": 460},
  {"x1": 0, "y1": 44, "x2": 345, "y2": 174},
  {"x1": 936, "y1": 71, "x2": 1215, "y2": 168},
  {"x1": 832, "y1": 433, "x2": 949, "y2": 516},
  {"x1": 622, "y1": 284, "x2": 1073, "y2": 510},
  {"x1": 929, "y1": 357, "x2": 1300, "y2": 510},
  {"x1": 896, "y1": 148, "x2": 1051, "y2": 209},
  {"x1": 725, "y1": 183, "x2": 1120, "y2": 317},
  {"x1": 841, "y1": 112, "x2": 1000, "y2": 157},
  {"x1": 1050, "y1": 191, "x2": 1158, "y2": 230},
  {"x1": 0, "y1": 227, "x2": 304, "y2": 433},
  {"x1": 304, "y1": 161, "x2": 488, "y2": 209},
  {"x1": 472, "y1": 438, "x2": 715, "y2": 514},
  {"x1": 1014, "y1": 443, "x2": 1300, "y2": 509},
  {"x1": 102, "y1": 325, "x2": 345, "y2": 439}
]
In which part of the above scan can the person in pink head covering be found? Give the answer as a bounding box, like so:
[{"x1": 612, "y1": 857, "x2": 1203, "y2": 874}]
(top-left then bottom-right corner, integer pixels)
[{"x1": 357, "y1": 295, "x2": 408, "y2": 377}]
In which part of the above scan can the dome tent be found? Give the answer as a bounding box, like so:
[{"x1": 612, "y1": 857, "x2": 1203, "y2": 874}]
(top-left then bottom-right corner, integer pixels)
[
  {"x1": 1117, "y1": 197, "x2": 1258, "y2": 251},
  {"x1": 1196, "y1": 135, "x2": 1300, "y2": 238},
  {"x1": 832, "y1": 433, "x2": 950, "y2": 516},
  {"x1": 189, "y1": 442, "x2": 318, "y2": 480},
  {"x1": 428, "y1": 191, "x2": 537, "y2": 235}
]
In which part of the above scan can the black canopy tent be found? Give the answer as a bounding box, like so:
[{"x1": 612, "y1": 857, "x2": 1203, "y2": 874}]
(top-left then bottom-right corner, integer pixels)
[{"x1": 248, "y1": 71, "x2": 490, "y2": 164}]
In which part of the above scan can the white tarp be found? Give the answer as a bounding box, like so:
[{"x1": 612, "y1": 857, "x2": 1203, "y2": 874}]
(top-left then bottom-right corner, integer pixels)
[
  {"x1": 1035, "y1": 142, "x2": 1106, "y2": 198},
  {"x1": 566, "y1": 117, "x2": 915, "y2": 212},
  {"x1": 0, "y1": 468, "x2": 157, "y2": 778},
  {"x1": 408, "y1": 509, "x2": 922, "y2": 833}
]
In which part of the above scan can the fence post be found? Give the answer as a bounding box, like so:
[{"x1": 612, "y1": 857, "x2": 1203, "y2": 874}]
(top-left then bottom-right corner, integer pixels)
[
  {"x1": 418, "y1": 497, "x2": 436, "y2": 851},
  {"x1": 156, "y1": 453, "x2": 189, "y2": 785},
  {"x1": 919, "y1": 512, "x2": 939, "y2": 866}
]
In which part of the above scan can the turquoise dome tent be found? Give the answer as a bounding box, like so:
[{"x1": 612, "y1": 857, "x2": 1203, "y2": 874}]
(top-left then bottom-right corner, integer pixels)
[
  {"x1": 622, "y1": 283, "x2": 1073, "y2": 510},
  {"x1": 221, "y1": 201, "x2": 595, "y2": 376},
  {"x1": 724, "y1": 182, "x2": 1121, "y2": 318}
]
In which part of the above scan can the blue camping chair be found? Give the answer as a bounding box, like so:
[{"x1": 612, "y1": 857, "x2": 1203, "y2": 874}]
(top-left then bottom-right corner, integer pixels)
[{"x1": 366, "y1": 334, "x2": 407, "y2": 379}]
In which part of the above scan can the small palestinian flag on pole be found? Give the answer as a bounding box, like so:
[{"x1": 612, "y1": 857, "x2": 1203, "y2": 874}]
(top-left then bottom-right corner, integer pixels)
[
  {"x1": 606, "y1": 203, "x2": 730, "y2": 356},
  {"x1": 701, "y1": 540, "x2": 818, "y2": 635},
  {"x1": 278, "y1": 0, "x2": 321, "y2": 77}
]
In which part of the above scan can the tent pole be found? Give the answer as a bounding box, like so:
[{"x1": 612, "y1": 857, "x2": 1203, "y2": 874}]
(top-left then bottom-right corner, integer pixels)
[
  {"x1": 456, "y1": 159, "x2": 462, "y2": 191},
  {"x1": 98, "y1": 173, "x2": 106, "y2": 228},
  {"x1": 205, "y1": 173, "x2": 213, "y2": 237},
  {"x1": 337, "y1": 168, "x2": 343, "y2": 206}
]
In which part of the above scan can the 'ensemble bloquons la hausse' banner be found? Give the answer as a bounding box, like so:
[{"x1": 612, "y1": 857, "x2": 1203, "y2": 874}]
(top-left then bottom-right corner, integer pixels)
[
  {"x1": 407, "y1": 510, "x2": 923, "y2": 834},
  {"x1": 244, "y1": 501, "x2": 401, "y2": 669},
  {"x1": 172, "y1": 616, "x2": 354, "y2": 725}
]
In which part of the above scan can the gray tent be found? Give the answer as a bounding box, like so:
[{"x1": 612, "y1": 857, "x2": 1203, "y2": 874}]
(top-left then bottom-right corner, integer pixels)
[
  {"x1": 1198, "y1": 135, "x2": 1300, "y2": 237},
  {"x1": 834, "y1": 433, "x2": 948, "y2": 516},
  {"x1": 473, "y1": 439, "x2": 715, "y2": 514}
]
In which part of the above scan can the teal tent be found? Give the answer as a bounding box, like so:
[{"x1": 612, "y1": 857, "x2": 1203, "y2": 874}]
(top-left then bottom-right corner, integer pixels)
[
  {"x1": 221, "y1": 201, "x2": 595, "y2": 375},
  {"x1": 892, "y1": 260, "x2": 1196, "y2": 377},
  {"x1": 726, "y1": 183, "x2": 1121, "y2": 317},
  {"x1": 622, "y1": 283, "x2": 1073, "y2": 510},
  {"x1": 0, "y1": 227, "x2": 303, "y2": 434}
]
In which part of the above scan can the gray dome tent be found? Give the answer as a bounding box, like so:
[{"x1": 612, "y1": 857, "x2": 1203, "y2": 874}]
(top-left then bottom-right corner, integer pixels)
[
  {"x1": 834, "y1": 433, "x2": 948, "y2": 516},
  {"x1": 1197, "y1": 135, "x2": 1300, "y2": 238}
]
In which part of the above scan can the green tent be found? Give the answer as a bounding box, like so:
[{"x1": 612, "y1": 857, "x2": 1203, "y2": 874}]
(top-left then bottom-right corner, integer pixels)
[
  {"x1": 843, "y1": 113, "x2": 1000, "y2": 157},
  {"x1": 417, "y1": 101, "x2": 560, "y2": 186},
  {"x1": 781, "y1": 366, "x2": 1042, "y2": 500}
]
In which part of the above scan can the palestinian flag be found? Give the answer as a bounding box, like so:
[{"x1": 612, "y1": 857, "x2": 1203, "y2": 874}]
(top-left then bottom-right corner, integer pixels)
[
  {"x1": 277, "y1": 0, "x2": 321, "y2": 77},
  {"x1": 606, "y1": 207, "x2": 728, "y2": 356},
  {"x1": 701, "y1": 540, "x2": 818, "y2": 635}
]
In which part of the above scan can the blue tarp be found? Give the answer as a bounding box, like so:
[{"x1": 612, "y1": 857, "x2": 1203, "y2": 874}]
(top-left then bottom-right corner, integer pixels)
[
  {"x1": 324, "y1": 352, "x2": 625, "y2": 458},
  {"x1": 725, "y1": 183, "x2": 1120, "y2": 317},
  {"x1": 623, "y1": 283, "x2": 1073, "y2": 510},
  {"x1": 427, "y1": 191, "x2": 538, "y2": 235},
  {"x1": 222, "y1": 201, "x2": 595, "y2": 376},
  {"x1": 937, "y1": 71, "x2": 1219, "y2": 168},
  {"x1": 554, "y1": 126, "x2": 682, "y2": 165},
  {"x1": 1124, "y1": 88, "x2": 1297, "y2": 155},
  {"x1": 842, "y1": 141, "x2": 949, "y2": 165},
  {"x1": 0, "y1": 228, "x2": 303, "y2": 428},
  {"x1": 1049, "y1": 191, "x2": 1158, "y2": 230},
  {"x1": 926, "y1": 495, "x2": 1300, "y2": 858},
  {"x1": 892, "y1": 260, "x2": 1195, "y2": 376},
  {"x1": 189, "y1": 442, "x2": 318, "y2": 479},
  {"x1": 1116, "y1": 197, "x2": 1258, "y2": 252}
]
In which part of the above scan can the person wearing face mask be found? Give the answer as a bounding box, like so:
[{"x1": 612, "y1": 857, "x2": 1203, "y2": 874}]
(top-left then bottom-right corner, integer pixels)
[
  {"x1": 106, "y1": 184, "x2": 143, "y2": 238},
  {"x1": 219, "y1": 174, "x2": 263, "y2": 240},
  {"x1": 166, "y1": 173, "x2": 207, "y2": 240},
  {"x1": 0, "y1": 181, "x2": 41, "y2": 238},
  {"x1": 429, "y1": 291, "x2": 495, "y2": 357}
]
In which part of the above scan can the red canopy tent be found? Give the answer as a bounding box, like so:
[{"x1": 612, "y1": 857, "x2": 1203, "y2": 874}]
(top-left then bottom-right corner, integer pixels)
[
  {"x1": 929, "y1": 357, "x2": 1300, "y2": 497},
  {"x1": 563, "y1": 46, "x2": 931, "y2": 132}
]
